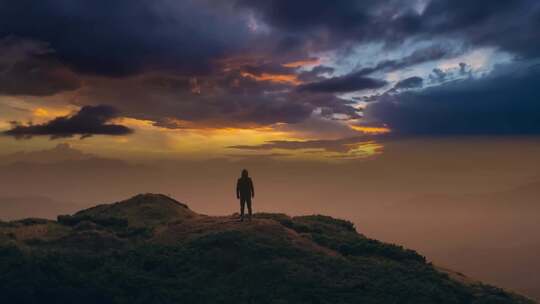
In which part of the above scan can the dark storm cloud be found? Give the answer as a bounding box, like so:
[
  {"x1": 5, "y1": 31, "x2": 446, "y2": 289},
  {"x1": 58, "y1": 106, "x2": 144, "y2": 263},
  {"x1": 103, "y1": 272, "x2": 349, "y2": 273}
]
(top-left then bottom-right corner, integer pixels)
[
  {"x1": 76, "y1": 67, "x2": 364, "y2": 129},
  {"x1": 356, "y1": 45, "x2": 457, "y2": 76},
  {"x1": 394, "y1": 77, "x2": 423, "y2": 89},
  {"x1": 0, "y1": 0, "x2": 249, "y2": 76},
  {"x1": 411, "y1": 0, "x2": 540, "y2": 58},
  {"x1": 235, "y1": 0, "x2": 374, "y2": 32},
  {"x1": 0, "y1": 37, "x2": 80, "y2": 96},
  {"x1": 148, "y1": 93, "x2": 313, "y2": 128},
  {"x1": 84, "y1": 81, "x2": 309, "y2": 128},
  {"x1": 364, "y1": 61, "x2": 540, "y2": 135},
  {"x1": 235, "y1": 0, "x2": 420, "y2": 54},
  {"x1": 239, "y1": 0, "x2": 540, "y2": 58},
  {"x1": 4, "y1": 105, "x2": 133, "y2": 139},
  {"x1": 0, "y1": 59, "x2": 80, "y2": 96},
  {"x1": 1, "y1": 0, "x2": 540, "y2": 133},
  {"x1": 241, "y1": 62, "x2": 297, "y2": 77},
  {"x1": 235, "y1": 0, "x2": 425, "y2": 46},
  {"x1": 287, "y1": 92, "x2": 363, "y2": 120},
  {"x1": 298, "y1": 72, "x2": 387, "y2": 93},
  {"x1": 1, "y1": 0, "x2": 538, "y2": 79},
  {"x1": 298, "y1": 66, "x2": 335, "y2": 82}
]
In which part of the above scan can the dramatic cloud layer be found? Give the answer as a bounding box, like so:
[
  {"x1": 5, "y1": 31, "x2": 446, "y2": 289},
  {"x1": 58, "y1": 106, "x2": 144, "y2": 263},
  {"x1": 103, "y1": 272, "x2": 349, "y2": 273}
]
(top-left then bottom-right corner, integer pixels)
[
  {"x1": 238, "y1": 0, "x2": 540, "y2": 58},
  {"x1": 0, "y1": 0, "x2": 250, "y2": 76},
  {"x1": 394, "y1": 76, "x2": 424, "y2": 90},
  {"x1": 4, "y1": 105, "x2": 133, "y2": 139},
  {"x1": 419, "y1": 0, "x2": 540, "y2": 58},
  {"x1": 0, "y1": 0, "x2": 539, "y2": 141},
  {"x1": 355, "y1": 45, "x2": 458, "y2": 77},
  {"x1": 298, "y1": 72, "x2": 387, "y2": 93},
  {"x1": 365, "y1": 62, "x2": 540, "y2": 135},
  {"x1": 0, "y1": 37, "x2": 80, "y2": 96}
]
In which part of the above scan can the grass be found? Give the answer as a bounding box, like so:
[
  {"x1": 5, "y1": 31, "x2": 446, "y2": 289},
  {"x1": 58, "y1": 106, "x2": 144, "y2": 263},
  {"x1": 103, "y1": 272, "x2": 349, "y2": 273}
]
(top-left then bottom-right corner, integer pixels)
[{"x1": 0, "y1": 194, "x2": 534, "y2": 304}]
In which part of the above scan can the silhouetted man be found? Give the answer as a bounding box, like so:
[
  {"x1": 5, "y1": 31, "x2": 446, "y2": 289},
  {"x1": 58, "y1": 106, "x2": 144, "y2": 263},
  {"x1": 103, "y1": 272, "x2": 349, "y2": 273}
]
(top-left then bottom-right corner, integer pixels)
[{"x1": 236, "y1": 169, "x2": 254, "y2": 221}]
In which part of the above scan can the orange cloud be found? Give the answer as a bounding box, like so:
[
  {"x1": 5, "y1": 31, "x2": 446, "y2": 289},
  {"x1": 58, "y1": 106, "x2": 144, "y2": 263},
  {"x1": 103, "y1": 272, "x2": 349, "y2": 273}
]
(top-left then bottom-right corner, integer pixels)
[
  {"x1": 241, "y1": 72, "x2": 301, "y2": 85},
  {"x1": 350, "y1": 125, "x2": 391, "y2": 134},
  {"x1": 32, "y1": 106, "x2": 75, "y2": 120}
]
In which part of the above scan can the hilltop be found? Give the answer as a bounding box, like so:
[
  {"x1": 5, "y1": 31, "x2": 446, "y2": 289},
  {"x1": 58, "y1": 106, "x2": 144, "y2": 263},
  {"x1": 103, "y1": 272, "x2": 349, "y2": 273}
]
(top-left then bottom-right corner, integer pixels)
[{"x1": 0, "y1": 194, "x2": 534, "y2": 304}]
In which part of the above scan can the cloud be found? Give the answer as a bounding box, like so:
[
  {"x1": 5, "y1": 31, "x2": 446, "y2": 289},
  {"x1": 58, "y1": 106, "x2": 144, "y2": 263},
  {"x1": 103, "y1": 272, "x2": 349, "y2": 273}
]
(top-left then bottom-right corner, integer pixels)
[
  {"x1": 414, "y1": 1, "x2": 540, "y2": 58},
  {"x1": 429, "y1": 68, "x2": 451, "y2": 83},
  {"x1": 229, "y1": 136, "x2": 376, "y2": 153},
  {"x1": 78, "y1": 76, "x2": 314, "y2": 128},
  {"x1": 364, "y1": 61, "x2": 540, "y2": 135},
  {"x1": 0, "y1": 1, "x2": 251, "y2": 76},
  {"x1": 274, "y1": 116, "x2": 360, "y2": 139},
  {"x1": 356, "y1": 45, "x2": 459, "y2": 76},
  {"x1": 75, "y1": 70, "x2": 364, "y2": 128},
  {"x1": 236, "y1": 0, "x2": 373, "y2": 31},
  {"x1": 298, "y1": 72, "x2": 387, "y2": 93},
  {"x1": 1, "y1": 0, "x2": 539, "y2": 136},
  {"x1": 4, "y1": 105, "x2": 133, "y2": 139},
  {"x1": 297, "y1": 65, "x2": 335, "y2": 82},
  {"x1": 235, "y1": 0, "x2": 419, "y2": 46},
  {"x1": 0, "y1": 37, "x2": 80, "y2": 96},
  {"x1": 2, "y1": 0, "x2": 538, "y2": 80},
  {"x1": 394, "y1": 76, "x2": 423, "y2": 89},
  {"x1": 239, "y1": 0, "x2": 540, "y2": 59}
]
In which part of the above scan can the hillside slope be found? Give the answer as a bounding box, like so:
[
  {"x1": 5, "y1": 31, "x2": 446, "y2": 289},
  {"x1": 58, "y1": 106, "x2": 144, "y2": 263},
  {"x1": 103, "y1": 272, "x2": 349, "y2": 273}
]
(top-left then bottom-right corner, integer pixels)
[{"x1": 0, "y1": 194, "x2": 534, "y2": 304}]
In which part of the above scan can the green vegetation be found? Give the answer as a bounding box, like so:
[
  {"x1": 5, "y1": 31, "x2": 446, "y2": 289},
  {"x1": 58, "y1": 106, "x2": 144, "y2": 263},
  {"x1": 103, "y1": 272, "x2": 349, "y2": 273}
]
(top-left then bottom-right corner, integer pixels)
[{"x1": 0, "y1": 194, "x2": 534, "y2": 304}]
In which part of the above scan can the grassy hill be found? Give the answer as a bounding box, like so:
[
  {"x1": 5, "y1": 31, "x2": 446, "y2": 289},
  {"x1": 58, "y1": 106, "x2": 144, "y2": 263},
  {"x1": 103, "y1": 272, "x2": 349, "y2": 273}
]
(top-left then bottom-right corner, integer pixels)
[{"x1": 0, "y1": 194, "x2": 534, "y2": 304}]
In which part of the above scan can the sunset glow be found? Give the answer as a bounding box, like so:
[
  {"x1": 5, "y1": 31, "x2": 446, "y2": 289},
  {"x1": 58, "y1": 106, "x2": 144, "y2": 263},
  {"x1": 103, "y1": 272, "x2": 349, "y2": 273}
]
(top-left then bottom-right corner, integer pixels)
[
  {"x1": 240, "y1": 72, "x2": 302, "y2": 85},
  {"x1": 350, "y1": 125, "x2": 391, "y2": 135},
  {"x1": 32, "y1": 107, "x2": 73, "y2": 119},
  {"x1": 0, "y1": 1, "x2": 540, "y2": 300}
]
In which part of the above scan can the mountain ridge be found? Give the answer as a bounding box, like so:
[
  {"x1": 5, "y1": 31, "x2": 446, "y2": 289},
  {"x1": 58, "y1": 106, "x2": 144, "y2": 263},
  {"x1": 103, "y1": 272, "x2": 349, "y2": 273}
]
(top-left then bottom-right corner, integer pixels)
[{"x1": 0, "y1": 193, "x2": 535, "y2": 303}]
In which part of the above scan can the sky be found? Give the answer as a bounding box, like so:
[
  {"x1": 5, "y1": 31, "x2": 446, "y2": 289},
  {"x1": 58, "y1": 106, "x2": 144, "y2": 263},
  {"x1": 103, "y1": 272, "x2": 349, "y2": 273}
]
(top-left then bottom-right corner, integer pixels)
[
  {"x1": 0, "y1": 0, "x2": 539, "y2": 159},
  {"x1": 1, "y1": 0, "x2": 540, "y2": 299}
]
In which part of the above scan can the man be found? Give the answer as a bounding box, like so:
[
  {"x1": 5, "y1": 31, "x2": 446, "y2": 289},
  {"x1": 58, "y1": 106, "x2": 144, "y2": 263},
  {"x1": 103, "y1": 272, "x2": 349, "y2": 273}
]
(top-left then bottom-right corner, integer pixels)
[{"x1": 236, "y1": 169, "x2": 254, "y2": 221}]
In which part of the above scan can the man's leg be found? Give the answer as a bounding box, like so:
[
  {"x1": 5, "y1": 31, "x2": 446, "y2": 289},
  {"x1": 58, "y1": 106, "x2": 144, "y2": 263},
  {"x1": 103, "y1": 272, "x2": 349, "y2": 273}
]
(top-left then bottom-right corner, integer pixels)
[
  {"x1": 240, "y1": 198, "x2": 245, "y2": 221},
  {"x1": 246, "y1": 197, "x2": 252, "y2": 220}
]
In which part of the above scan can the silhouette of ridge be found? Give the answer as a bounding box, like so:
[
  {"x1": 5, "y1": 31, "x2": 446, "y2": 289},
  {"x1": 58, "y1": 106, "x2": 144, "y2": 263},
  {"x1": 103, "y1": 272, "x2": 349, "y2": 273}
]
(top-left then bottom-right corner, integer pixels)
[{"x1": 0, "y1": 194, "x2": 535, "y2": 304}]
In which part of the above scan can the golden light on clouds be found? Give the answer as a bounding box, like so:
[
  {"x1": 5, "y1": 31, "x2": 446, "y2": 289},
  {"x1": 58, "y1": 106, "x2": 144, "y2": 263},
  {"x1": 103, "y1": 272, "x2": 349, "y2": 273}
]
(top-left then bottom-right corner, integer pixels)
[
  {"x1": 100, "y1": 116, "x2": 300, "y2": 159},
  {"x1": 347, "y1": 141, "x2": 383, "y2": 157},
  {"x1": 350, "y1": 125, "x2": 391, "y2": 135},
  {"x1": 32, "y1": 107, "x2": 73, "y2": 119},
  {"x1": 32, "y1": 108, "x2": 50, "y2": 117},
  {"x1": 32, "y1": 108, "x2": 69, "y2": 118},
  {"x1": 114, "y1": 117, "x2": 157, "y2": 130},
  {"x1": 165, "y1": 127, "x2": 298, "y2": 159},
  {"x1": 2, "y1": 104, "x2": 385, "y2": 162},
  {"x1": 240, "y1": 72, "x2": 301, "y2": 85},
  {"x1": 0, "y1": 120, "x2": 10, "y2": 130},
  {"x1": 257, "y1": 140, "x2": 384, "y2": 162},
  {"x1": 219, "y1": 55, "x2": 319, "y2": 86}
]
